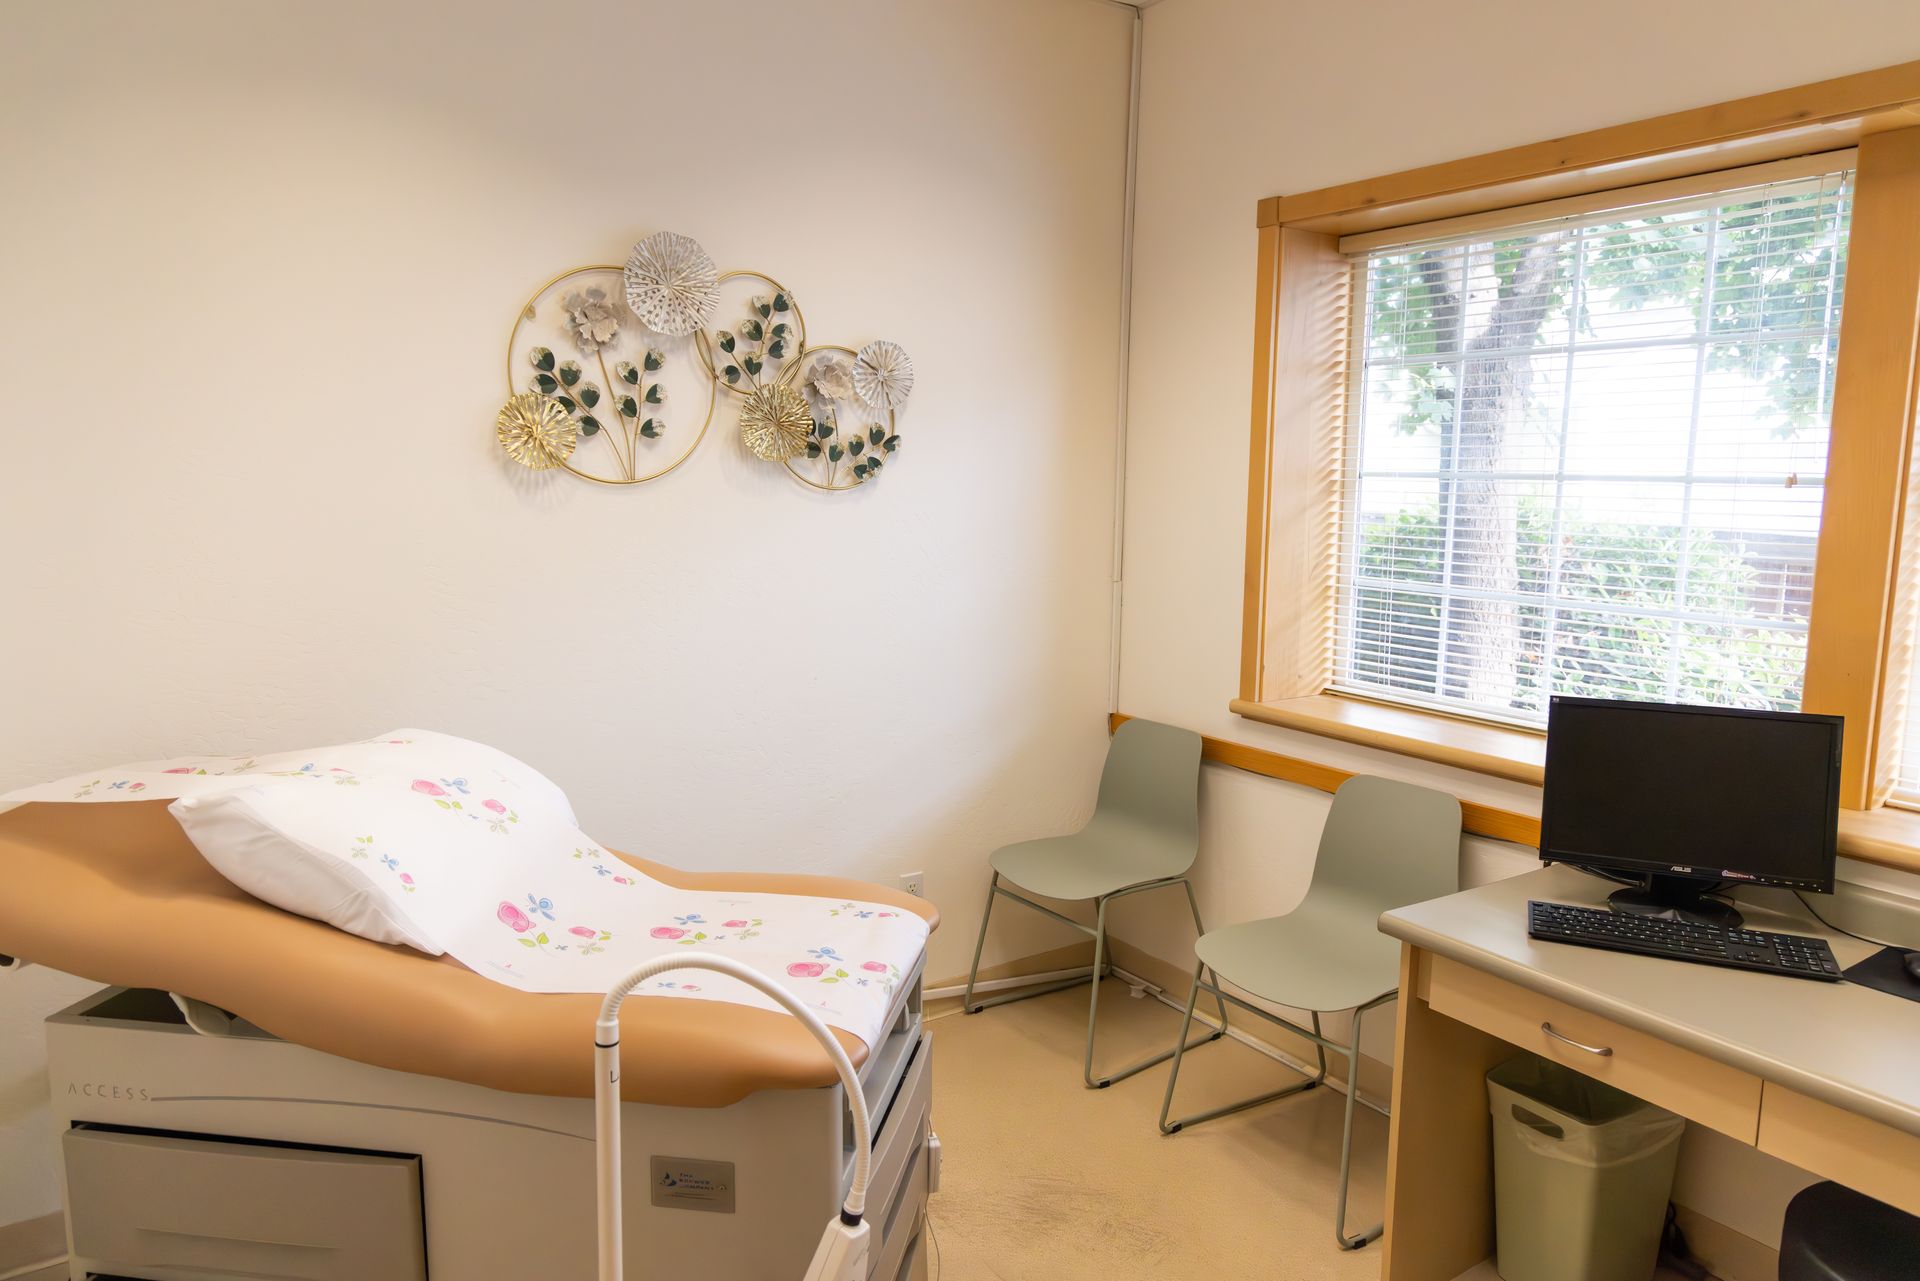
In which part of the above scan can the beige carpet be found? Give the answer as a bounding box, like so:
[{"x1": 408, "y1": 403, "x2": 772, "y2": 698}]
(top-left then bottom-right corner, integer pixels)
[{"x1": 924, "y1": 981, "x2": 1388, "y2": 1281}]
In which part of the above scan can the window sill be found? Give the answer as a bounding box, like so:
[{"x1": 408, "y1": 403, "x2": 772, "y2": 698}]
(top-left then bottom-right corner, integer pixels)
[
  {"x1": 1226, "y1": 694, "x2": 1920, "y2": 877},
  {"x1": 1229, "y1": 694, "x2": 1545, "y2": 785}
]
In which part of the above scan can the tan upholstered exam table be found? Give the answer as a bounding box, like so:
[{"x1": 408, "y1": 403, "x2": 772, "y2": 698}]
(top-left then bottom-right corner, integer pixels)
[
  {"x1": 1373, "y1": 864, "x2": 1920, "y2": 1281},
  {"x1": 0, "y1": 801, "x2": 941, "y2": 1281}
]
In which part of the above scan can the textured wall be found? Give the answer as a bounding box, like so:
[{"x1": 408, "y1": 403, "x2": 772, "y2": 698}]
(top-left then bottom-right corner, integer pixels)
[{"x1": 0, "y1": 0, "x2": 1132, "y2": 1228}]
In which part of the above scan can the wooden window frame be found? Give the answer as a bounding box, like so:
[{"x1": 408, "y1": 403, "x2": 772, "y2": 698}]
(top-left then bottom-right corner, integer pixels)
[{"x1": 1236, "y1": 61, "x2": 1920, "y2": 867}]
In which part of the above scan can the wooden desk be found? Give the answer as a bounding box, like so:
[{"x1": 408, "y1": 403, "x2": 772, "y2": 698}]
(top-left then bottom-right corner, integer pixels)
[{"x1": 1376, "y1": 866, "x2": 1920, "y2": 1281}]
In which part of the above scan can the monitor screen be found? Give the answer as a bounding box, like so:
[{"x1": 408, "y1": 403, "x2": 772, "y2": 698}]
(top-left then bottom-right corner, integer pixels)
[{"x1": 1540, "y1": 697, "x2": 1840, "y2": 891}]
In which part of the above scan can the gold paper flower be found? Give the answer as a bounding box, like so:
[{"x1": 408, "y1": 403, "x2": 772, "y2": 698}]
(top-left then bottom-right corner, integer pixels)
[
  {"x1": 496, "y1": 392, "x2": 577, "y2": 470},
  {"x1": 739, "y1": 384, "x2": 814, "y2": 461}
]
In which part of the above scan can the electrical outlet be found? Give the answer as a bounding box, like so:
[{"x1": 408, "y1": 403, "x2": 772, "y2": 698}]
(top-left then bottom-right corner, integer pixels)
[{"x1": 899, "y1": 871, "x2": 925, "y2": 898}]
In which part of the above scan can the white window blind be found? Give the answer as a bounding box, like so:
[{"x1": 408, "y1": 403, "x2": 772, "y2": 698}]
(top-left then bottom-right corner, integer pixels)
[{"x1": 1335, "y1": 168, "x2": 1853, "y2": 727}]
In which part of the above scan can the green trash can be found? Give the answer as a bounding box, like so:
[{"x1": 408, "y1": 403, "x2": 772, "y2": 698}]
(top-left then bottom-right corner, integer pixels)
[{"x1": 1486, "y1": 1055, "x2": 1685, "y2": 1281}]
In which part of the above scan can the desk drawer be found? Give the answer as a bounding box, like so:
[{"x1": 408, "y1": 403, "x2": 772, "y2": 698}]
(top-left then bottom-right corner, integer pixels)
[
  {"x1": 1758, "y1": 1086, "x2": 1920, "y2": 1218},
  {"x1": 1425, "y1": 955, "x2": 1762, "y2": 1142}
]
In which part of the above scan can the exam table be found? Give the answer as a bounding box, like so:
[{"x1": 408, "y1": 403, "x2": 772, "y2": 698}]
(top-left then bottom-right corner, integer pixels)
[{"x1": 0, "y1": 800, "x2": 940, "y2": 1281}]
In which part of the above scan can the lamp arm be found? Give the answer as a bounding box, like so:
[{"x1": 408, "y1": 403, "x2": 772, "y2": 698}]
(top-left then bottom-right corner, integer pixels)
[{"x1": 595, "y1": 954, "x2": 873, "y2": 1281}]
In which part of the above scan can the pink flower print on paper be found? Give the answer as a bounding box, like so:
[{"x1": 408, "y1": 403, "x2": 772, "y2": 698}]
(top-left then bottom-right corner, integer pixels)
[
  {"x1": 877, "y1": 912, "x2": 897, "y2": 919},
  {"x1": 413, "y1": 779, "x2": 462, "y2": 812},
  {"x1": 723, "y1": 919, "x2": 749, "y2": 929},
  {"x1": 163, "y1": 767, "x2": 194, "y2": 775},
  {"x1": 653, "y1": 980, "x2": 700, "y2": 992},
  {"x1": 854, "y1": 961, "x2": 901, "y2": 995},
  {"x1": 666, "y1": 913, "x2": 714, "y2": 946},
  {"x1": 612, "y1": 875, "x2": 633, "y2": 885},
  {"x1": 398, "y1": 873, "x2": 415, "y2": 893},
  {"x1": 471, "y1": 797, "x2": 519, "y2": 834},
  {"x1": 800, "y1": 946, "x2": 853, "y2": 985},
  {"x1": 651, "y1": 927, "x2": 686, "y2": 940},
  {"x1": 568, "y1": 925, "x2": 611, "y2": 956},
  {"x1": 788, "y1": 962, "x2": 826, "y2": 978},
  {"x1": 498, "y1": 902, "x2": 534, "y2": 933}
]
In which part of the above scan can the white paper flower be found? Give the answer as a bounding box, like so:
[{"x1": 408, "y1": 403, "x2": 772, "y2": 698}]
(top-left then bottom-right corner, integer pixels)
[
  {"x1": 853, "y1": 339, "x2": 913, "y2": 410},
  {"x1": 563, "y1": 287, "x2": 625, "y2": 353},
  {"x1": 806, "y1": 355, "x2": 856, "y2": 405},
  {"x1": 623, "y1": 231, "x2": 720, "y2": 337}
]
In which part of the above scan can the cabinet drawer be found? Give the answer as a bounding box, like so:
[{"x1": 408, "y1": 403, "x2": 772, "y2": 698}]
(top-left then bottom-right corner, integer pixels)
[
  {"x1": 1425, "y1": 955, "x2": 1761, "y2": 1142},
  {"x1": 64, "y1": 1125, "x2": 426, "y2": 1281},
  {"x1": 1758, "y1": 1085, "x2": 1920, "y2": 1218}
]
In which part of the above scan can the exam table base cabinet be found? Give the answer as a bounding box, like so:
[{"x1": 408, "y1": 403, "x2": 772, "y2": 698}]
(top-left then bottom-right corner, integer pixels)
[{"x1": 46, "y1": 986, "x2": 933, "y2": 1281}]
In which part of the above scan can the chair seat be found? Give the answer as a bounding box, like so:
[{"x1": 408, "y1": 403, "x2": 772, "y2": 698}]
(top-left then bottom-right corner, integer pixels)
[
  {"x1": 990, "y1": 823, "x2": 1190, "y2": 902},
  {"x1": 1195, "y1": 898, "x2": 1401, "y2": 1014}
]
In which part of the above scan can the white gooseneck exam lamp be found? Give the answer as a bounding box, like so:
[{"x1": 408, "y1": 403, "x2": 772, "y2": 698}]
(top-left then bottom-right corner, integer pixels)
[{"x1": 595, "y1": 955, "x2": 872, "y2": 1281}]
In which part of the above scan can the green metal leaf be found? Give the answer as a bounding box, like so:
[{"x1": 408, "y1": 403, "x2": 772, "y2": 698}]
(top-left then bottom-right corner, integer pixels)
[
  {"x1": 558, "y1": 361, "x2": 582, "y2": 387},
  {"x1": 578, "y1": 385, "x2": 600, "y2": 408},
  {"x1": 644, "y1": 349, "x2": 665, "y2": 372},
  {"x1": 740, "y1": 318, "x2": 764, "y2": 342},
  {"x1": 883, "y1": 435, "x2": 900, "y2": 452},
  {"x1": 772, "y1": 292, "x2": 790, "y2": 312},
  {"x1": 532, "y1": 372, "x2": 558, "y2": 394},
  {"x1": 615, "y1": 360, "x2": 639, "y2": 385},
  {"x1": 869, "y1": 425, "x2": 885, "y2": 445},
  {"x1": 743, "y1": 353, "x2": 763, "y2": 377},
  {"x1": 718, "y1": 331, "x2": 736, "y2": 353},
  {"x1": 806, "y1": 442, "x2": 821, "y2": 458},
  {"x1": 829, "y1": 444, "x2": 843, "y2": 462},
  {"x1": 848, "y1": 436, "x2": 864, "y2": 456},
  {"x1": 619, "y1": 395, "x2": 638, "y2": 419},
  {"x1": 644, "y1": 383, "x2": 664, "y2": 404},
  {"x1": 579, "y1": 416, "x2": 601, "y2": 436},
  {"x1": 531, "y1": 347, "x2": 555, "y2": 372},
  {"x1": 724, "y1": 365, "x2": 742, "y2": 384},
  {"x1": 640, "y1": 418, "x2": 662, "y2": 439},
  {"x1": 814, "y1": 420, "x2": 833, "y2": 439},
  {"x1": 766, "y1": 338, "x2": 786, "y2": 360}
]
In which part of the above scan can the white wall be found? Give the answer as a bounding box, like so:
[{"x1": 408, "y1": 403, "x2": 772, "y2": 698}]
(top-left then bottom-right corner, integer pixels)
[
  {"x1": 1113, "y1": 0, "x2": 1920, "y2": 1252},
  {"x1": 0, "y1": 0, "x2": 1132, "y2": 1229}
]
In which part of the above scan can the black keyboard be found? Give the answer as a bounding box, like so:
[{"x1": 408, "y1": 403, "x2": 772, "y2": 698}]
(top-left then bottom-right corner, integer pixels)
[{"x1": 1527, "y1": 901, "x2": 1842, "y2": 981}]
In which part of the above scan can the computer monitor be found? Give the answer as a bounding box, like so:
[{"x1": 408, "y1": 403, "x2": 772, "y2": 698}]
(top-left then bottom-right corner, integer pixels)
[{"x1": 1540, "y1": 697, "x2": 1841, "y2": 928}]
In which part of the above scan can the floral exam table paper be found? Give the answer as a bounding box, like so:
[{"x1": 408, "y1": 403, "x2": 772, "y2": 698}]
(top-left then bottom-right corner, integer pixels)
[{"x1": 0, "y1": 732, "x2": 930, "y2": 1054}]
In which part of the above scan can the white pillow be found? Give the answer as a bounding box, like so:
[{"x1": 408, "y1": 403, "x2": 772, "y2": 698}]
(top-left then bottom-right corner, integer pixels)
[{"x1": 171, "y1": 766, "x2": 595, "y2": 953}]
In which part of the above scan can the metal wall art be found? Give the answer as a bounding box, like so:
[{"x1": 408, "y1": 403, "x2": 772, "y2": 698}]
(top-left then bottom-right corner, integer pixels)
[{"x1": 498, "y1": 231, "x2": 911, "y2": 492}]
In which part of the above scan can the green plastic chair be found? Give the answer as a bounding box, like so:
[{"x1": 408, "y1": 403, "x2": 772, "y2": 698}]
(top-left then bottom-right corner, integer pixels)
[
  {"x1": 961, "y1": 718, "x2": 1229, "y2": 1088},
  {"x1": 1157, "y1": 774, "x2": 1462, "y2": 1251}
]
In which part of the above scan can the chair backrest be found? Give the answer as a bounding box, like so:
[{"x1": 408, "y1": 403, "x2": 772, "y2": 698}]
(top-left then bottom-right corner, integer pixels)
[
  {"x1": 1304, "y1": 775, "x2": 1463, "y2": 915},
  {"x1": 1088, "y1": 718, "x2": 1203, "y2": 869}
]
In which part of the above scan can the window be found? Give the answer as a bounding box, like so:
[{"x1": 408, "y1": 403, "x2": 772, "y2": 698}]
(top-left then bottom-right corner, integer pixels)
[{"x1": 1333, "y1": 172, "x2": 1853, "y2": 728}]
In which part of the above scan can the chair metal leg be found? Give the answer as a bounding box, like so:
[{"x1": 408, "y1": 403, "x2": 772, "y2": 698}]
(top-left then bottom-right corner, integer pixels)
[
  {"x1": 1157, "y1": 962, "x2": 1208, "y2": 1133},
  {"x1": 961, "y1": 873, "x2": 999, "y2": 1014},
  {"x1": 1081, "y1": 898, "x2": 1109, "y2": 1088},
  {"x1": 1089, "y1": 878, "x2": 1225, "y2": 1089},
  {"x1": 1334, "y1": 998, "x2": 1391, "y2": 1251},
  {"x1": 1180, "y1": 879, "x2": 1231, "y2": 1035}
]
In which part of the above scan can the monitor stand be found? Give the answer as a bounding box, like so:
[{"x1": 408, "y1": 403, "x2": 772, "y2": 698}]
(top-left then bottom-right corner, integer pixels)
[{"x1": 1608, "y1": 875, "x2": 1744, "y2": 929}]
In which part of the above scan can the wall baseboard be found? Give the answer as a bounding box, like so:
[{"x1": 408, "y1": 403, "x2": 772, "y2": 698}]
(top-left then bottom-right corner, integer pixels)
[
  {"x1": 926, "y1": 940, "x2": 1096, "y2": 995},
  {"x1": 0, "y1": 1212, "x2": 62, "y2": 1277},
  {"x1": 1673, "y1": 1204, "x2": 1779, "y2": 1281}
]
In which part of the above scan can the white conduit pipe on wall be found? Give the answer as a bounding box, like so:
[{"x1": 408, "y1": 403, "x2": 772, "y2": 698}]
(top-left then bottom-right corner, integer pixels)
[{"x1": 1107, "y1": 1, "x2": 1144, "y2": 715}]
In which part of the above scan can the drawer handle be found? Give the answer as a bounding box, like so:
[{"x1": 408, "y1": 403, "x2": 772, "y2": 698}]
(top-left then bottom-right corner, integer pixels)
[{"x1": 1541, "y1": 1022, "x2": 1612, "y2": 1057}]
